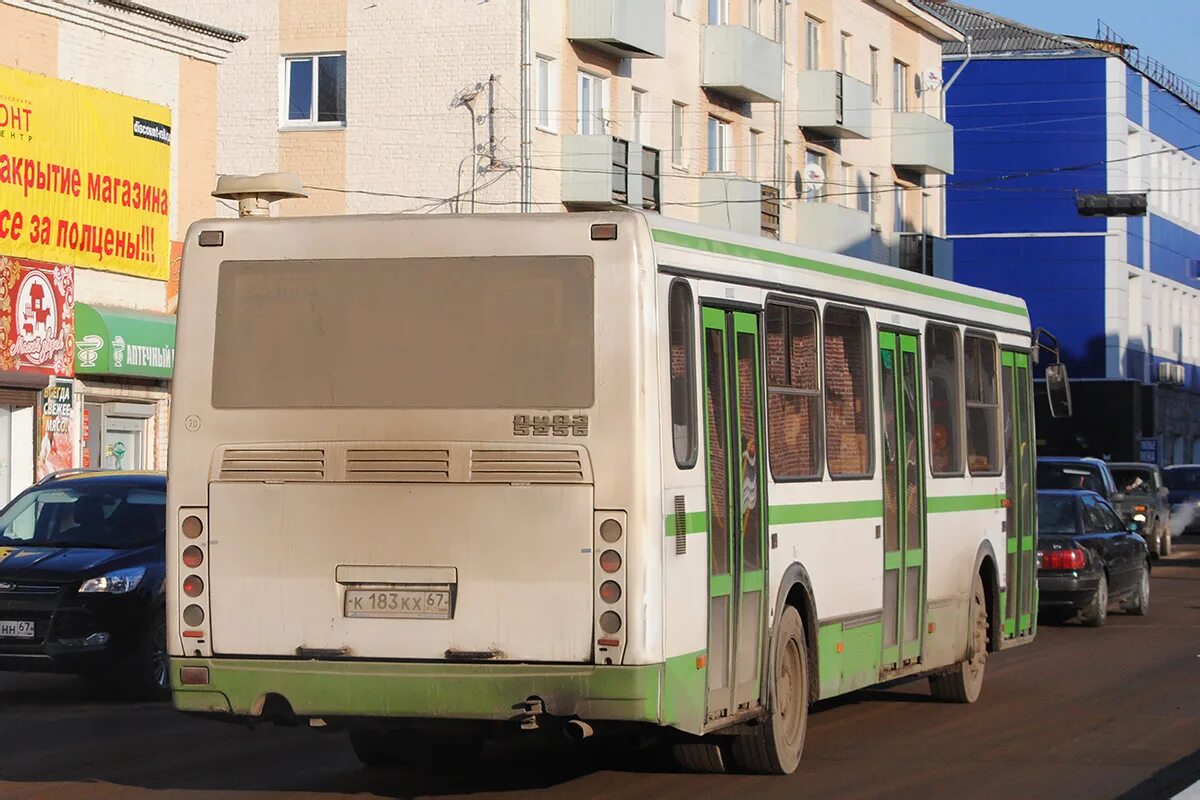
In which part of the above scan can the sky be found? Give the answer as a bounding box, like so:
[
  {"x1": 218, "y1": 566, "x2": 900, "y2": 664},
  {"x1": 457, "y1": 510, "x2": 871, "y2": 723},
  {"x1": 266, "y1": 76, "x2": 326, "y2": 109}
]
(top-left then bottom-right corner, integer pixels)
[{"x1": 963, "y1": 0, "x2": 1199, "y2": 88}]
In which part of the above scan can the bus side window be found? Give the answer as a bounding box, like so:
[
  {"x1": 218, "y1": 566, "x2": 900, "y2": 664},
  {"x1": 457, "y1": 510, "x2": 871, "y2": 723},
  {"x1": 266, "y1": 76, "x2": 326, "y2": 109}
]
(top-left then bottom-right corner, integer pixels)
[
  {"x1": 824, "y1": 306, "x2": 873, "y2": 478},
  {"x1": 668, "y1": 280, "x2": 698, "y2": 469},
  {"x1": 766, "y1": 301, "x2": 823, "y2": 480},
  {"x1": 964, "y1": 334, "x2": 1001, "y2": 475},
  {"x1": 925, "y1": 323, "x2": 964, "y2": 476}
]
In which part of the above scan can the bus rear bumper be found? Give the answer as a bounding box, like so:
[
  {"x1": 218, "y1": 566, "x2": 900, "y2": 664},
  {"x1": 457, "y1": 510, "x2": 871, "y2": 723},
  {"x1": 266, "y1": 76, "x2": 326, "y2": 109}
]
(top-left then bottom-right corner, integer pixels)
[{"x1": 169, "y1": 657, "x2": 665, "y2": 725}]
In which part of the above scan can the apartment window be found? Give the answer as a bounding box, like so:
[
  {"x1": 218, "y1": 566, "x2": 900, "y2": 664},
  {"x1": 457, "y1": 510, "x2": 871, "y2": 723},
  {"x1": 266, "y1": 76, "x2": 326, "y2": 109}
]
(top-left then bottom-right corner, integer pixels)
[
  {"x1": 805, "y1": 16, "x2": 821, "y2": 70},
  {"x1": 803, "y1": 149, "x2": 826, "y2": 202},
  {"x1": 894, "y1": 184, "x2": 908, "y2": 233},
  {"x1": 840, "y1": 32, "x2": 851, "y2": 75},
  {"x1": 708, "y1": 0, "x2": 728, "y2": 25},
  {"x1": 672, "y1": 102, "x2": 686, "y2": 166},
  {"x1": 926, "y1": 324, "x2": 963, "y2": 476},
  {"x1": 965, "y1": 335, "x2": 1000, "y2": 475},
  {"x1": 674, "y1": 0, "x2": 688, "y2": 18},
  {"x1": 749, "y1": 0, "x2": 761, "y2": 33},
  {"x1": 707, "y1": 116, "x2": 731, "y2": 172},
  {"x1": 767, "y1": 302, "x2": 823, "y2": 480},
  {"x1": 578, "y1": 71, "x2": 608, "y2": 135},
  {"x1": 536, "y1": 55, "x2": 558, "y2": 132},
  {"x1": 869, "y1": 172, "x2": 881, "y2": 228},
  {"x1": 283, "y1": 53, "x2": 346, "y2": 126},
  {"x1": 842, "y1": 162, "x2": 854, "y2": 208},
  {"x1": 749, "y1": 130, "x2": 762, "y2": 181},
  {"x1": 824, "y1": 306, "x2": 873, "y2": 478},
  {"x1": 668, "y1": 281, "x2": 697, "y2": 469},
  {"x1": 869, "y1": 47, "x2": 881, "y2": 103},
  {"x1": 632, "y1": 88, "x2": 647, "y2": 143},
  {"x1": 893, "y1": 60, "x2": 909, "y2": 112}
]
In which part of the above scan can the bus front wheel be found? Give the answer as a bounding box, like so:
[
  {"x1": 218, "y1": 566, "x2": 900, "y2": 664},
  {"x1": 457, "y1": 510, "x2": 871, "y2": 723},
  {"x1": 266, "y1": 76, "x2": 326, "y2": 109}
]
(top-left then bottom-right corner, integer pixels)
[
  {"x1": 929, "y1": 573, "x2": 988, "y2": 703},
  {"x1": 731, "y1": 605, "x2": 809, "y2": 775}
]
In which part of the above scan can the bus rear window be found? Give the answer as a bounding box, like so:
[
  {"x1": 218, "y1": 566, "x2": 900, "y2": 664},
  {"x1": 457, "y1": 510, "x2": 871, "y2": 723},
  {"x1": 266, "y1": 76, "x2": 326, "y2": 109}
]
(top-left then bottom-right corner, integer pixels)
[{"x1": 212, "y1": 256, "x2": 594, "y2": 409}]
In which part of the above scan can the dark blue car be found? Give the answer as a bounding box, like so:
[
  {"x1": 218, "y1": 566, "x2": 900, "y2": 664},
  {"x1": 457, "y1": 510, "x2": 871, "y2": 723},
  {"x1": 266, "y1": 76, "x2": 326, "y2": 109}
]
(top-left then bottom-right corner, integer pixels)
[{"x1": 0, "y1": 470, "x2": 167, "y2": 697}]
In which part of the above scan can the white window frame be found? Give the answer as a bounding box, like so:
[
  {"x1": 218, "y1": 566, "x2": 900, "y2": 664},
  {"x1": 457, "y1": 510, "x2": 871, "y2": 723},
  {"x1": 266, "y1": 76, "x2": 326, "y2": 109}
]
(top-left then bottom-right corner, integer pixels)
[
  {"x1": 672, "y1": 102, "x2": 687, "y2": 167},
  {"x1": 577, "y1": 71, "x2": 609, "y2": 136},
  {"x1": 869, "y1": 172, "x2": 881, "y2": 229},
  {"x1": 536, "y1": 55, "x2": 559, "y2": 133},
  {"x1": 280, "y1": 52, "x2": 347, "y2": 129},
  {"x1": 748, "y1": 0, "x2": 761, "y2": 33},
  {"x1": 674, "y1": 0, "x2": 689, "y2": 20},
  {"x1": 803, "y1": 149, "x2": 826, "y2": 202},
  {"x1": 708, "y1": 0, "x2": 729, "y2": 25},
  {"x1": 840, "y1": 32, "x2": 851, "y2": 75},
  {"x1": 632, "y1": 88, "x2": 648, "y2": 143},
  {"x1": 805, "y1": 16, "x2": 821, "y2": 71},
  {"x1": 842, "y1": 162, "x2": 855, "y2": 208},
  {"x1": 894, "y1": 183, "x2": 908, "y2": 233},
  {"x1": 870, "y1": 46, "x2": 881, "y2": 104},
  {"x1": 707, "y1": 116, "x2": 731, "y2": 173},
  {"x1": 749, "y1": 129, "x2": 762, "y2": 181},
  {"x1": 893, "y1": 60, "x2": 910, "y2": 112}
]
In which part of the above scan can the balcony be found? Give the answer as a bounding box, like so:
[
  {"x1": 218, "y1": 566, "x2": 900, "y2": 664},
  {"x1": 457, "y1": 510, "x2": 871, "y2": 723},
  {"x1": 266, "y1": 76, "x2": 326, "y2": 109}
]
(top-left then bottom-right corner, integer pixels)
[
  {"x1": 561, "y1": 135, "x2": 660, "y2": 209},
  {"x1": 891, "y1": 112, "x2": 954, "y2": 175},
  {"x1": 701, "y1": 25, "x2": 783, "y2": 103},
  {"x1": 796, "y1": 71, "x2": 873, "y2": 139},
  {"x1": 794, "y1": 201, "x2": 872, "y2": 259},
  {"x1": 898, "y1": 233, "x2": 953, "y2": 280},
  {"x1": 699, "y1": 174, "x2": 762, "y2": 236},
  {"x1": 567, "y1": 0, "x2": 666, "y2": 59}
]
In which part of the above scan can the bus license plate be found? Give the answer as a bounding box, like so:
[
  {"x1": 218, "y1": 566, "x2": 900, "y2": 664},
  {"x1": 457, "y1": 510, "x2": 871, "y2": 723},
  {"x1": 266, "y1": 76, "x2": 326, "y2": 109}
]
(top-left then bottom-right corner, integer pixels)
[
  {"x1": 0, "y1": 620, "x2": 34, "y2": 639},
  {"x1": 344, "y1": 589, "x2": 451, "y2": 620}
]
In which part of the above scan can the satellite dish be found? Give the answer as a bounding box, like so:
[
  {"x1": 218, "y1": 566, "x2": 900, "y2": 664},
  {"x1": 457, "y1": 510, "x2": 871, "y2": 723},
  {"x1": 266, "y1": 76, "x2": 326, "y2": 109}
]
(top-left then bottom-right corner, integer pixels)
[
  {"x1": 919, "y1": 69, "x2": 943, "y2": 93},
  {"x1": 802, "y1": 162, "x2": 826, "y2": 189}
]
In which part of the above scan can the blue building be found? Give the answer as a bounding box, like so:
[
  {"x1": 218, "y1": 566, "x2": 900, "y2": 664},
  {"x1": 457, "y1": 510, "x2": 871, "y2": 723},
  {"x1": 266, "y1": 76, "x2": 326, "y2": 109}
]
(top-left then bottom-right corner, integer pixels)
[{"x1": 918, "y1": 2, "x2": 1200, "y2": 465}]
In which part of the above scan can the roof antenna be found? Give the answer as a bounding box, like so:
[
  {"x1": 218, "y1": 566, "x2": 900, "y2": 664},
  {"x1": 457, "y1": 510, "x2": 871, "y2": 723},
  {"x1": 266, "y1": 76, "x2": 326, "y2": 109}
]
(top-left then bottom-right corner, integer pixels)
[{"x1": 212, "y1": 172, "x2": 308, "y2": 217}]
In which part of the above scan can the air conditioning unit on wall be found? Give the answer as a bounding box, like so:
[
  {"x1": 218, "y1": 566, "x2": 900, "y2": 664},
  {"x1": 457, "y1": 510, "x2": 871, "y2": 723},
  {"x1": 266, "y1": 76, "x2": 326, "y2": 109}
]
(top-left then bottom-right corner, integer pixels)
[{"x1": 1157, "y1": 362, "x2": 1185, "y2": 385}]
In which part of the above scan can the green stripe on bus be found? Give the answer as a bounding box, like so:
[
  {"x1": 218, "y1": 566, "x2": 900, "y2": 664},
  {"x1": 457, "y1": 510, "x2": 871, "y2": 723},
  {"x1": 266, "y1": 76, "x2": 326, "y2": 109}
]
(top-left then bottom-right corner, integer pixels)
[
  {"x1": 652, "y1": 229, "x2": 1029, "y2": 318},
  {"x1": 927, "y1": 494, "x2": 1004, "y2": 513},
  {"x1": 768, "y1": 499, "x2": 883, "y2": 525},
  {"x1": 663, "y1": 511, "x2": 708, "y2": 536}
]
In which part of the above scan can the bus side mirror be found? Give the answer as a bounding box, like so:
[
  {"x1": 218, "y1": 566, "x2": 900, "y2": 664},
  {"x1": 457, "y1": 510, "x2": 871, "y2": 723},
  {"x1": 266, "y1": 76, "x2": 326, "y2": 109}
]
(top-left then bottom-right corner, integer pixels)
[{"x1": 1045, "y1": 363, "x2": 1072, "y2": 419}]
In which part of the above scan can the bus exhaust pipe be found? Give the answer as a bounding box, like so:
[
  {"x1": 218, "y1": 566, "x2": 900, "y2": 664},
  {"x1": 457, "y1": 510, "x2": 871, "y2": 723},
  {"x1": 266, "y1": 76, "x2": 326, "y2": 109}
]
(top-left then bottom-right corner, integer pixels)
[{"x1": 564, "y1": 719, "x2": 594, "y2": 741}]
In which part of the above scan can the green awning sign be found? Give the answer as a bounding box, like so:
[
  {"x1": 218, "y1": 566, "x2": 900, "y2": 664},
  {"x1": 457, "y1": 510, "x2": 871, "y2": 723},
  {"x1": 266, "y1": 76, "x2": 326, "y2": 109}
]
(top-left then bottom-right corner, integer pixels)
[{"x1": 74, "y1": 302, "x2": 176, "y2": 379}]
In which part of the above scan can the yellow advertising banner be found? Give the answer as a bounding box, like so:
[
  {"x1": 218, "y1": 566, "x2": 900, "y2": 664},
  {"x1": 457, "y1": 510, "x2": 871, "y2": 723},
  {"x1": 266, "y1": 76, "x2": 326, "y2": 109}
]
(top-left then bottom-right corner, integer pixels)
[{"x1": 0, "y1": 65, "x2": 171, "y2": 279}]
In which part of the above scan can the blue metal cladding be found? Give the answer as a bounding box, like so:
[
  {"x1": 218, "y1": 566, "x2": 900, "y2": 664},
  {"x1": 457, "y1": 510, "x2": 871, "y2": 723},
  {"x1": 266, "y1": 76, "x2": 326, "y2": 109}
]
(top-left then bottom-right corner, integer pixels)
[
  {"x1": 1127, "y1": 216, "x2": 1145, "y2": 268},
  {"x1": 1148, "y1": 214, "x2": 1200, "y2": 285},
  {"x1": 946, "y1": 56, "x2": 1109, "y2": 237},
  {"x1": 1126, "y1": 67, "x2": 1143, "y2": 126},
  {"x1": 954, "y1": 235, "x2": 1107, "y2": 377},
  {"x1": 1147, "y1": 84, "x2": 1200, "y2": 152}
]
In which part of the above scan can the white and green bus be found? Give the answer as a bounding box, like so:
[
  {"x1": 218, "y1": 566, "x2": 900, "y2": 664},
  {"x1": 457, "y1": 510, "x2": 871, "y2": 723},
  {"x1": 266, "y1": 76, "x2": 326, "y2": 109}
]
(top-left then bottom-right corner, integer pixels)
[{"x1": 167, "y1": 201, "x2": 1058, "y2": 774}]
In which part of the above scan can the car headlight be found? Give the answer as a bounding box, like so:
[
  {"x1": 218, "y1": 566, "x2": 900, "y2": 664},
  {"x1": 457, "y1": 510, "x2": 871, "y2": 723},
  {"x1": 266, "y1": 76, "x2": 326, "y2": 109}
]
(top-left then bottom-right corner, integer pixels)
[
  {"x1": 78, "y1": 566, "x2": 146, "y2": 595},
  {"x1": 1133, "y1": 513, "x2": 1147, "y2": 523}
]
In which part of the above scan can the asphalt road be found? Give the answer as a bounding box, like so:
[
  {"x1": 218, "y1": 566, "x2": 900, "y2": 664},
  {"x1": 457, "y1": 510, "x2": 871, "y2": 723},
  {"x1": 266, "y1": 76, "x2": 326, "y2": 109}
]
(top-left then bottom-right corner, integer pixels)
[{"x1": 2, "y1": 542, "x2": 1198, "y2": 800}]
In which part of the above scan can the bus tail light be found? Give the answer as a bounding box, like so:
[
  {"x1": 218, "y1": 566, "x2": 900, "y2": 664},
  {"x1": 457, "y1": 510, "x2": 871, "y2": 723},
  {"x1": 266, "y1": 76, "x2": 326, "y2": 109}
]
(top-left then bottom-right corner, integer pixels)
[
  {"x1": 182, "y1": 546, "x2": 204, "y2": 569},
  {"x1": 175, "y1": 508, "x2": 211, "y2": 658},
  {"x1": 183, "y1": 575, "x2": 204, "y2": 597},
  {"x1": 594, "y1": 511, "x2": 628, "y2": 666}
]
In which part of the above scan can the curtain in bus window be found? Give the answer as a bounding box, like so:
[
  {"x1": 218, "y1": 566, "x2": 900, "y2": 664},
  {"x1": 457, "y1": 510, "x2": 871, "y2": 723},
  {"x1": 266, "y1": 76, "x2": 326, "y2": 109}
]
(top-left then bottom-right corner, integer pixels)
[
  {"x1": 212, "y1": 257, "x2": 594, "y2": 409},
  {"x1": 737, "y1": 332, "x2": 762, "y2": 573},
  {"x1": 668, "y1": 283, "x2": 697, "y2": 468},
  {"x1": 824, "y1": 308, "x2": 872, "y2": 476},
  {"x1": 880, "y1": 348, "x2": 900, "y2": 553},
  {"x1": 925, "y1": 325, "x2": 963, "y2": 475},
  {"x1": 766, "y1": 304, "x2": 821, "y2": 479},
  {"x1": 705, "y1": 328, "x2": 730, "y2": 578},
  {"x1": 901, "y1": 350, "x2": 922, "y2": 551},
  {"x1": 965, "y1": 336, "x2": 999, "y2": 474}
]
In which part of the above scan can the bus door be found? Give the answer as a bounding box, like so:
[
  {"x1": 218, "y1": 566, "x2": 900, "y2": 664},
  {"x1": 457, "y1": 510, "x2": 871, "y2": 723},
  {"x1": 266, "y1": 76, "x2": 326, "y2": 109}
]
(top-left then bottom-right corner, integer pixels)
[
  {"x1": 1001, "y1": 351, "x2": 1036, "y2": 639},
  {"x1": 700, "y1": 306, "x2": 767, "y2": 721},
  {"x1": 878, "y1": 331, "x2": 927, "y2": 669}
]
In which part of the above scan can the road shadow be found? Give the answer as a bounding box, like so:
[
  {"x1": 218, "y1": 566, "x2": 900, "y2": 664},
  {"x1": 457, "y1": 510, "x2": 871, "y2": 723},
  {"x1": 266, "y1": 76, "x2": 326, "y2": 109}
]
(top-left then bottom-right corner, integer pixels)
[
  {"x1": 1116, "y1": 745, "x2": 1200, "y2": 800},
  {"x1": 0, "y1": 672, "x2": 146, "y2": 708}
]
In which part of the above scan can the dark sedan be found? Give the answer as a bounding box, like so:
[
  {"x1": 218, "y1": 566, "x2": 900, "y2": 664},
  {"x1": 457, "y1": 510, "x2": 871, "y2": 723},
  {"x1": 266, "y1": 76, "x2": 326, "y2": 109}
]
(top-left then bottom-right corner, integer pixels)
[
  {"x1": 0, "y1": 470, "x2": 167, "y2": 697},
  {"x1": 1036, "y1": 489, "x2": 1150, "y2": 627}
]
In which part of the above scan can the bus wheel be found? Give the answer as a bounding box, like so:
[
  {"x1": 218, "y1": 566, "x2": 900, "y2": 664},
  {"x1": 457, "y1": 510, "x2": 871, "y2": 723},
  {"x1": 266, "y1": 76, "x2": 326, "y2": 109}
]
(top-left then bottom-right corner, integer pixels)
[
  {"x1": 929, "y1": 574, "x2": 988, "y2": 704},
  {"x1": 730, "y1": 605, "x2": 809, "y2": 775},
  {"x1": 670, "y1": 740, "x2": 729, "y2": 773}
]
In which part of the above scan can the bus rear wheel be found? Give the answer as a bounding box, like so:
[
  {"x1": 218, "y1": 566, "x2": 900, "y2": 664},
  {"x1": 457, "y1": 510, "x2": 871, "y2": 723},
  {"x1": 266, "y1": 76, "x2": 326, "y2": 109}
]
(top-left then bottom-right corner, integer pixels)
[
  {"x1": 929, "y1": 574, "x2": 988, "y2": 703},
  {"x1": 730, "y1": 605, "x2": 809, "y2": 775}
]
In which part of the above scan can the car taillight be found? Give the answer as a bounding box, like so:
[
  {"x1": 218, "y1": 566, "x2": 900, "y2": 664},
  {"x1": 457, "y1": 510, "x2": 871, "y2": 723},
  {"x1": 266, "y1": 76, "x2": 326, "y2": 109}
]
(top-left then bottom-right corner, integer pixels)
[
  {"x1": 1134, "y1": 504, "x2": 1147, "y2": 513},
  {"x1": 1040, "y1": 548, "x2": 1087, "y2": 570}
]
